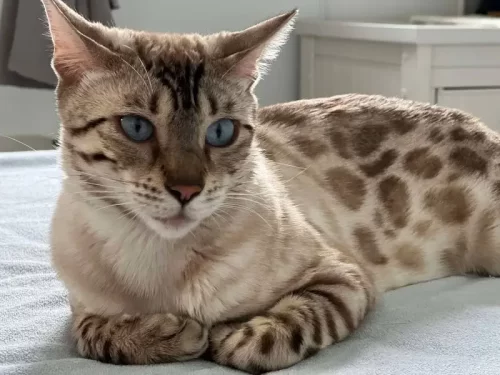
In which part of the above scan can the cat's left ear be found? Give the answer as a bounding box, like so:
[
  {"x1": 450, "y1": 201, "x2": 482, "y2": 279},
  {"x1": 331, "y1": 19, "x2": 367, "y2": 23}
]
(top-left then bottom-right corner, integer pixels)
[{"x1": 216, "y1": 9, "x2": 298, "y2": 86}]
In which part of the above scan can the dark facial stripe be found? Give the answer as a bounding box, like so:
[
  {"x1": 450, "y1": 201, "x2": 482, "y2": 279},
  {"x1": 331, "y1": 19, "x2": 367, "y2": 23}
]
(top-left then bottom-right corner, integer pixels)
[
  {"x1": 208, "y1": 95, "x2": 218, "y2": 116},
  {"x1": 181, "y1": 62, "x2": 193, "y2": 110},
  {"x1": 68, "y1": 117, "x2": 107, "y2": 137},
  {"x1": 160, "y1": 75, "x2": 179, "y2": 111},
  {"x1": 149, "y1": 91, "x2": 159, "y2": 114},
  {"x1": 225, "y1": 100, "x2": 235, "y2": 113},
  {"x1": 243, "y1": 124, "x2": 254, "y2": 134},
  {"x1": 76, "y1": 151, "x2": 117, "y2": 164},
  {"x1": 192, "y1": 63, "x2": 205, "y2": 108}
]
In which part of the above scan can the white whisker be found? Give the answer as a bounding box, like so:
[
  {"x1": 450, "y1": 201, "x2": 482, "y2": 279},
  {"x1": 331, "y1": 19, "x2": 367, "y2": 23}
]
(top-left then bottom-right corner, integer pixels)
[
  {"x1": 0, "y1": 135, "x2": 37, "y2": 151},
  {"x1": 221, "y1": 203, "x2": 273, "y2": 229}
]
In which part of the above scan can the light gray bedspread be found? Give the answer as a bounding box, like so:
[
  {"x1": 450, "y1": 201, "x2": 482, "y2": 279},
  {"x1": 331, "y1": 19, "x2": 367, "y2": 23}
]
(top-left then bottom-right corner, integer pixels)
[{"x1": 1, "y1": 150, "x2": 499, "y2": 375}]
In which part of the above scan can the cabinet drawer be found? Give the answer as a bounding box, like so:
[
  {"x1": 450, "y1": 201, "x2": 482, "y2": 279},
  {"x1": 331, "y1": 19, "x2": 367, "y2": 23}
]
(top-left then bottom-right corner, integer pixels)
[{"x1": 436, "y1": 88, "x2": 500, "y2": 133}]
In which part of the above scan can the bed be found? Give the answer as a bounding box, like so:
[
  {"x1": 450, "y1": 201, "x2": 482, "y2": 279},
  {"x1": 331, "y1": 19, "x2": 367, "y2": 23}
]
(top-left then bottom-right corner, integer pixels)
[{"x1": 1, "y1": 150, "x2": 499, "y2": 375}]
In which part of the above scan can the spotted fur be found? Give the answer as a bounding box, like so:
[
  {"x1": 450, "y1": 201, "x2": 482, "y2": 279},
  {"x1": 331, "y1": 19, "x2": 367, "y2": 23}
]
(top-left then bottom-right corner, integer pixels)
[{"x1": 43, "y1": 0, "x2": 500, "y2": 373}]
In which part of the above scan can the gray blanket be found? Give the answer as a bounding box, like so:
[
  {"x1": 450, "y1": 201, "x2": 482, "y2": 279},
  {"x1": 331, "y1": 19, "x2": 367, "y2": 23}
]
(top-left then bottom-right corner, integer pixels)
[
  {"x1": 0, "y1": 0, "x2": 118, "y2": 89},
  {"x1": 1, "y1": 150, "x2": 500, "y2": 375}
]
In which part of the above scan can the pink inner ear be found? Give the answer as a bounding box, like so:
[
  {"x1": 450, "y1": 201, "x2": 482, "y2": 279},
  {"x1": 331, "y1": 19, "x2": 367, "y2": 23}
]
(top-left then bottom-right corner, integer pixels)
[
  {"x1": 230, "y1": 46, "x2": 264, "y2": 80},
  {"x1": 43, "y1": 0, "x2": 94, "y2": 79}
]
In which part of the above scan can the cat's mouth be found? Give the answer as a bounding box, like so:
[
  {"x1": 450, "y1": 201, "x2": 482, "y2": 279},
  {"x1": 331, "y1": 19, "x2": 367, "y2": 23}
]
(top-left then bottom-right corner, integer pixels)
[{"x1": 153, "y1": 214, "x2": 194, "y2": 228}]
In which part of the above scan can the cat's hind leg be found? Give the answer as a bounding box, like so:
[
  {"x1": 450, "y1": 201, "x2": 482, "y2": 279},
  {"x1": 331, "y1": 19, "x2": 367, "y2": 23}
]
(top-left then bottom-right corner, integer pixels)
[
  {"x1": 209, "y1": 262, "x2": 375, "y2": 373},
  {"x1": 73, "y1": 312, "x2": 208, "y2": 364}
]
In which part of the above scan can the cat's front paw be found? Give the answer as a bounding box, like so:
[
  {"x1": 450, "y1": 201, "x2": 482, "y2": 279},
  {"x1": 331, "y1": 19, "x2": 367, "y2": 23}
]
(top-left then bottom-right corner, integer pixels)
[
  {"x1": 74, "y1": 313, "x2": 208, "y2": 364},
  {"x1": 209, "y1": 316, "x2": 305, "y2": 374}
]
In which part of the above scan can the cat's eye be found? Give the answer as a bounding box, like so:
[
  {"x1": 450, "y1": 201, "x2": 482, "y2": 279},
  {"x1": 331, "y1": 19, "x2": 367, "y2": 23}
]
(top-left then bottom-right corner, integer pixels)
[
  {"x1": 120, "y1": 115, "x2": 154, "y2": 142},
  {"x1": 206, "y1": 119, "x2": 235, "y2": 147}
]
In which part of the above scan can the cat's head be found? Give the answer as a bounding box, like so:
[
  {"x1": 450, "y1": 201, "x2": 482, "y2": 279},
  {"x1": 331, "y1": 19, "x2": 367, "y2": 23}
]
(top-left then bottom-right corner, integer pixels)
[{"x1": 42, "y1": 0, "x2": 296, "y2": 239}]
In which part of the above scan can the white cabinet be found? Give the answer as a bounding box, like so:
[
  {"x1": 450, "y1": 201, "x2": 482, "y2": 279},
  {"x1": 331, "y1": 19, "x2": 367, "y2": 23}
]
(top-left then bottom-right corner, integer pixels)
[
  {"x1": 437, "y1": 89, "x2": 500, "y2": 132},
  {"x1": 297, "y1": 20, "x2": 500, "y2": 131}
]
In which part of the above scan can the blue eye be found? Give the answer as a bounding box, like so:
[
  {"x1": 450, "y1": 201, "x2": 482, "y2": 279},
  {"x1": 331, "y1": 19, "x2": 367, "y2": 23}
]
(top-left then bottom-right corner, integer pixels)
[
  {"x1": 120, "y1": 115, "x2": 154, "y2": 142},
  {"x1": 206, "y1": 119, "x2": 235, "y2": 147}
]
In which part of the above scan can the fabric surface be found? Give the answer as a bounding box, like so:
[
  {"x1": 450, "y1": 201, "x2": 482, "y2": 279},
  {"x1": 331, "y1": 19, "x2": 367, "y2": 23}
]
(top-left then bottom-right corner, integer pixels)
[
  {"x1": 0, "y1": 0, "x2": 118, "y2": 89},
  {"x1": 1, "y1": 150, "x2": 500, "y2": 375}
]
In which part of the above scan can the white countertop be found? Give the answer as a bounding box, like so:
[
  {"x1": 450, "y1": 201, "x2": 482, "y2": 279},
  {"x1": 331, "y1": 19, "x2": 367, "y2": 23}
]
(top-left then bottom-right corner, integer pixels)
[{"x1": 296, "y1": 18, "x2": 500, "y2": 45}]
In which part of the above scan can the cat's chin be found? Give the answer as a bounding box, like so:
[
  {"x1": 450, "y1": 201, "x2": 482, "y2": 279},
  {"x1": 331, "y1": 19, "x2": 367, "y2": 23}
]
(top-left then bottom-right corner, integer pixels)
[{"x1": 141, "y1": 214, "x2": 200, "y2": 240}]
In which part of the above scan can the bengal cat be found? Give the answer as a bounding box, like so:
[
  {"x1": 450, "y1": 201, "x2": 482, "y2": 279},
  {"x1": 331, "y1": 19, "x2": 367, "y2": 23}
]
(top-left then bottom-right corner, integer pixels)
[{"x1": 42, "y1": 0, "x2": 500, "y2": 373}]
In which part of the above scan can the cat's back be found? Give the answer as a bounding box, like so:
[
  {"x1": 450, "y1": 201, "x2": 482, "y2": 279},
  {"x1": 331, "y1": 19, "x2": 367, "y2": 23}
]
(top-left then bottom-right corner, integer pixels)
[
  {"x1": 257, "y1": 93, "x2": 500, "y2": 184},
  {"x1": 257, "y1": 94, "x2": 500, "y2": 289}
]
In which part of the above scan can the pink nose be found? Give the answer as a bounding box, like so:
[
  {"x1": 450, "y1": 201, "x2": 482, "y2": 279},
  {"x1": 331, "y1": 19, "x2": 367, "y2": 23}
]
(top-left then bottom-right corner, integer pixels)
[{"x1": 168, "y1": 185, "x2": 202, "y2": 203}]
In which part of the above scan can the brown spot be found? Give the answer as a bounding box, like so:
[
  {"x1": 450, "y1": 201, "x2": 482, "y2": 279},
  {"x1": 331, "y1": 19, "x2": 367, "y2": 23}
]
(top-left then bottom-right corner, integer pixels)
[
  {"x1": 395, "y1": 243, "x2": 424, "y2": 269},
  {"x1": 391, "y1": 119, "x2": 416, "y2": 135},
  {"x1": 359, "y1": 149, "x2": 398, "y2": 177},
  {"x1": 374, "y1": 210, "x2": 383, "y2": 228},
  {"x1": 470, "y1": 131, "x2": 486, "y2": 142},
  {"x1": 384, "y1": 229, "x2": 396, "y2": 238},
  {"x1": 413, "y1": 220, "x2": 432, "y2": 237},
  {"x1": 378, "y1": 176, "x2": 410, "y2": 228},
  {"x1": 352, "y1": 124, "x2": 390, "y2": 157},
  {"x1": 428, "y1": 128, "x2": 445, "y2": 143},
  {"x1": 330, "y1": 131, "x2": 350, "y2": 159},
  {"x1": 259, "y1": 330, "x2": 275, "y2": 355},
  {"x1": 424, "y1": 186, "x2": 472, "y2": 224},
  {"x1": 447, "y1": 173, "x2": 461, "y2": 183},
  {"x1": 327, "y1": 168, "x2": 367, "y2": 210},
  {"x1": 404, "y1": 147, "x2": 442, "y2": 179},
  {"x1": 353, "y1": 226, "x2": 388, "y2": 264},
  {"x1": 450, "y1": 127, "x2": 468, "y2": 141},
  {"x1": 294, "y1": 136, "x2": 329, "y2": 158},
  {"x1": 442, "y1": 236, "x2": 468, "y2": 273},
  {"x1": 450, "y1": 147, "x2": 487, "y2": 175},
  {"x1": 492, "y1": 181, "x2": 500, "y2": 199}
]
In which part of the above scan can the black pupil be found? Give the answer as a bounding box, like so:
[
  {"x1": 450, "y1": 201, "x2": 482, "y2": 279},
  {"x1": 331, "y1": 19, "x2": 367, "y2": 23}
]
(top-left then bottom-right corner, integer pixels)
[
  {"x1": 216, "y1": 124, "x2": 222, "y2": 139},
  {"x1": 134, "y1": 120, "x2": 142, "y2": 134}
]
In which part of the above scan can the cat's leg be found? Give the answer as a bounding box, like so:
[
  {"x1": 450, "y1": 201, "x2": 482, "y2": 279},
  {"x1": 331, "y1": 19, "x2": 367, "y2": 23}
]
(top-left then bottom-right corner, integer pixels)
[
  {"x1": 209, "y1": 267, "x2": 375, "y2": 373},
  {"x1": 73, "y1": 312, "x2": 208, "y2": 364}
]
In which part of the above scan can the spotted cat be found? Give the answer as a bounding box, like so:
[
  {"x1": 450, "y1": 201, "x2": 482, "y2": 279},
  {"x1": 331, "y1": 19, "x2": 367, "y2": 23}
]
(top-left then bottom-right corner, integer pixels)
[{"x1": 43, "y1": 0, "x2": 500, "y2": 373}]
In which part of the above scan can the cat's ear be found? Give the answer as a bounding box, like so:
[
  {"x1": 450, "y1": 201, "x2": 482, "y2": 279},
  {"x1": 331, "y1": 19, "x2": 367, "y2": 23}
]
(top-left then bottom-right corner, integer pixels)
[
  {"x1": 41, "y1": 0, "x2": 117, "y2": 83},
  {"x1": 217, "y1": 9, "x2": 297, "y2": 85}
]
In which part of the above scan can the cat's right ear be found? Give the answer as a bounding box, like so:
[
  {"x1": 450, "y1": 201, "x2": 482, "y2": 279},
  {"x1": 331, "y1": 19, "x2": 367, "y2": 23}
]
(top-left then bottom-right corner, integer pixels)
[{"x1": 41, "y1": 0, "x2": 117, "y2": 83}]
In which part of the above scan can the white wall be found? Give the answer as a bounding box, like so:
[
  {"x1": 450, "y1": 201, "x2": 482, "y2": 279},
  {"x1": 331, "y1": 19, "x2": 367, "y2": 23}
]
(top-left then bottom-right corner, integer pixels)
[{"x1": 0, "y1": 0, "x2": 470, "y2": 147}]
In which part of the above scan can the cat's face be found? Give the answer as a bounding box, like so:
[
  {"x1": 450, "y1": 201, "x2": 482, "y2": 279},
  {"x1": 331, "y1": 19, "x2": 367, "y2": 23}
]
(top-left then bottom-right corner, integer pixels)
[{"x1": 42, "y1": 0, "x2": 296, "y2": 239}]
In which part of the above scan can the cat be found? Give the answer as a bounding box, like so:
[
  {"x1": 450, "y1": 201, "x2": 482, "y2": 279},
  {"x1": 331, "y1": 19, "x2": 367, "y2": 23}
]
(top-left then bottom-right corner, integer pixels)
[{"x1": 42, "y1": 0, "x2": 500, "y2": 373}]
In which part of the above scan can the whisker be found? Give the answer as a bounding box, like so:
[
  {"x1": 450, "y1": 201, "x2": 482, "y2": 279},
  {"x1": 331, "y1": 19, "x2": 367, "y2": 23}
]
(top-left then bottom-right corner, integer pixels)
[
  {"x1": 221, "y1": 203, "x2": 273, "y2": 229},
  {"x1": 225, "y1": 196, "x2": 271, "y2": 211},
  {"x1": 0, "y1": 135, "x2": 37, "y2": 151},
  {"x1": 122, "y1": 44, "x2": 154, "y2": 95},
  {"x1": 120, "y1": 45, "x2": 153, "y2": 95},
  {"x1": 283, "y1": 164, "x2": 312, "y2": 184},
  {"x1": 273, "y1": 161, "x2": 307, "y2": 170},
  {"x1": 95, "y1": 201, "x2": 137, "y2": 212}
]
